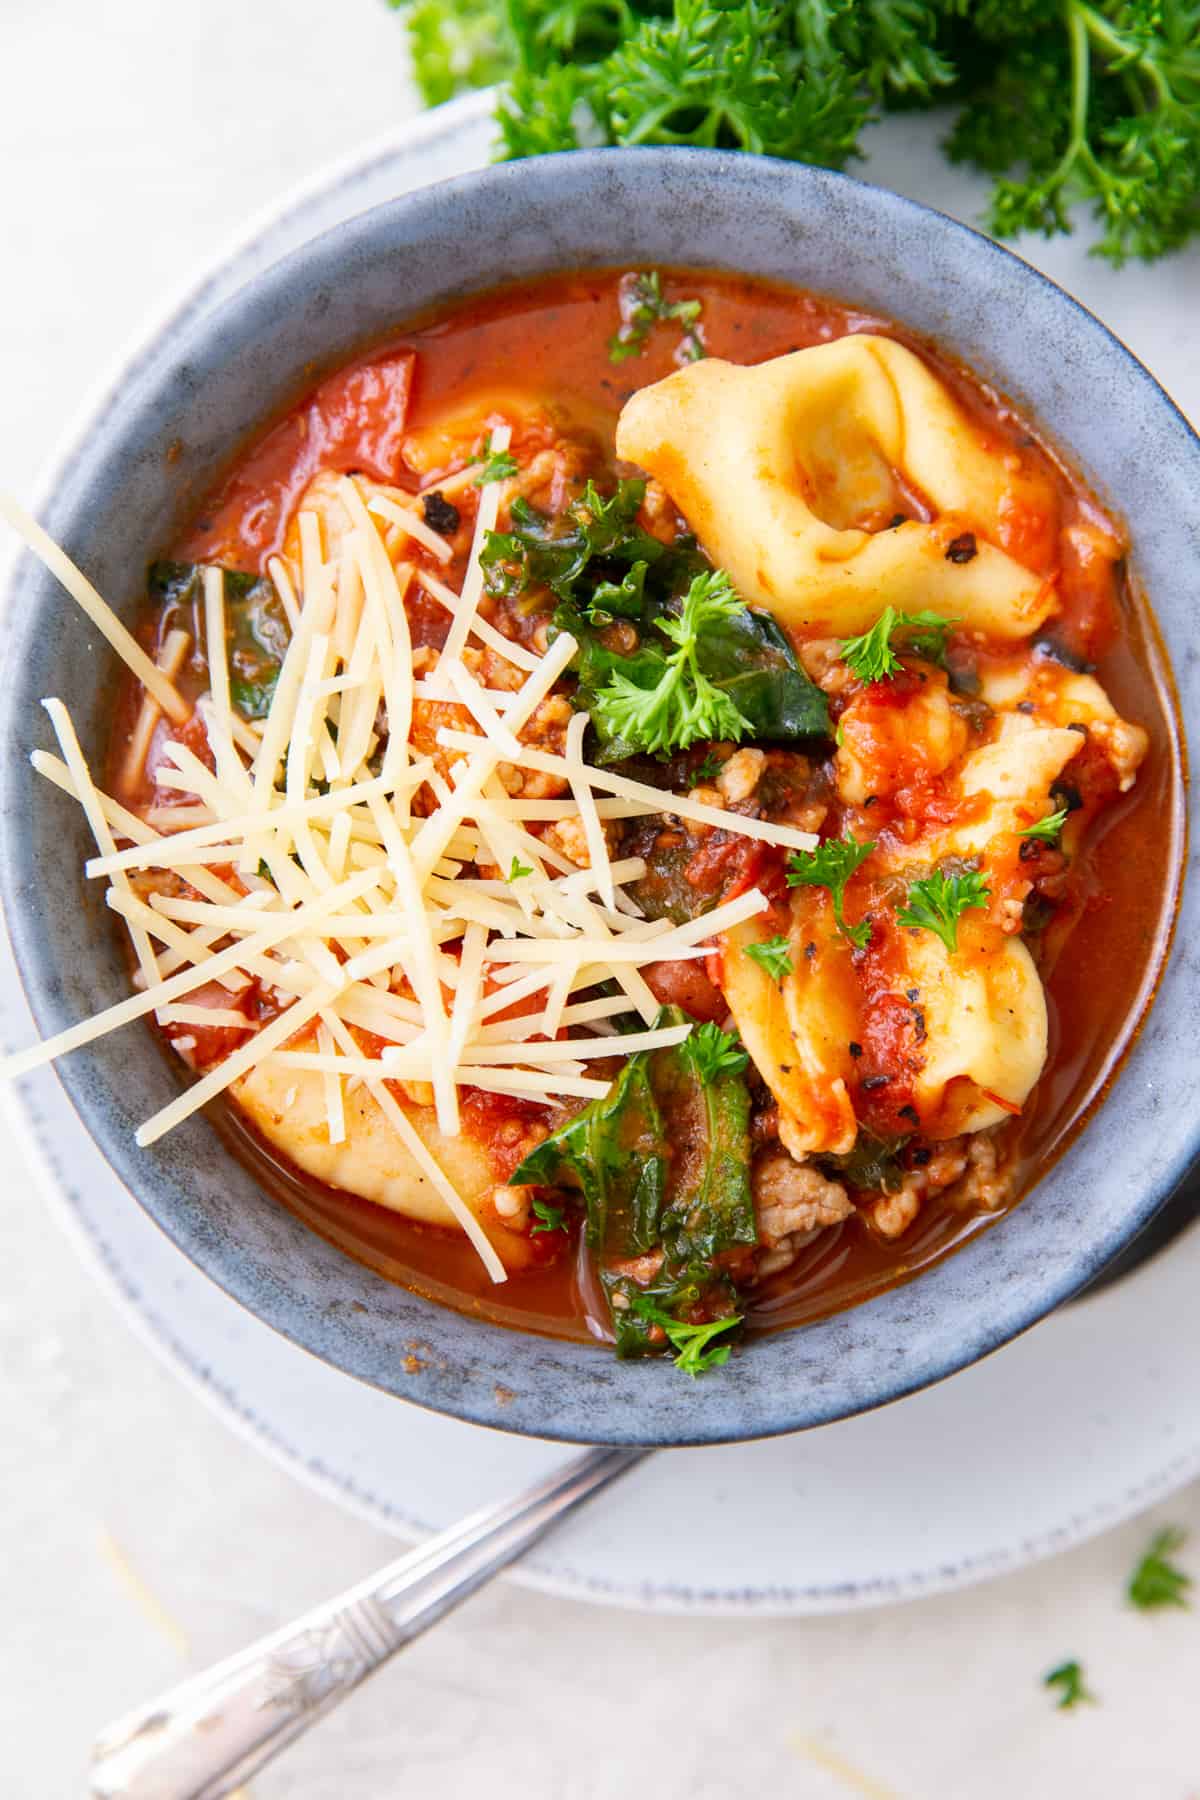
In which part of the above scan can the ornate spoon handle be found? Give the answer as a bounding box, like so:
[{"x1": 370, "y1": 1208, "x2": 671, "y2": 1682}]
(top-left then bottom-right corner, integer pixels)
[{"x1": 91, "y1": 1446, "x2": 646, "y2": 1799}]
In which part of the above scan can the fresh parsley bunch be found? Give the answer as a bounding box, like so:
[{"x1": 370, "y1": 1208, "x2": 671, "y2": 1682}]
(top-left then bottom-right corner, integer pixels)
[{"x1": 389, "y1": 0, "x2": 1200, "y2": 265}]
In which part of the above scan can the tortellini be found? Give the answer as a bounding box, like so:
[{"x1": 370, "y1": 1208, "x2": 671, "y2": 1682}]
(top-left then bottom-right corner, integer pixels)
[
  {"x1": 725, "y1": 898, "x2": 1046, "y2": 1149},
  {"x1": 723, "y1": 910, "x2": 858, "y2": 1160},
  {"x1": 615, "y1": 335, "x2": 1058, "y2": 638},
  {"x1": 235, "y1": 1058, "x2": 515, "y2": 1246},
  {"x1": 978, "y1": 655, "x2": 1149, "y2": 792},
  {"x1": 901, "y1": 927, "x2": 1048, "y2": 1136}
]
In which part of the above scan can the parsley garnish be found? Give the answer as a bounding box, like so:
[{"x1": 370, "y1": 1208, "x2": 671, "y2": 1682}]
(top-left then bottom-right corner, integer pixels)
[
  {"x1": 1021, "y1": 807, "x2": 1070, "y2": 845},
  {"x1": 629, "y1": 1292, "x2": 740, "y2": 1376},
  {"x1": 1128, "y1": 1526, "x2": 1191, "y2": 1611},
  {"x1": 896, "y1": 869, "x2": 991, "y2": 955},
  {"x1": 609, "y1": 270, "x2": 706, "y2": 365},
  {"x1": 786, "y1": 836, "x2": 875, "y2": 951},
  {"x1": 1043, "y1": 1660, "x2": 1095, "y2": 1711},
  {"x1": 692, "y1": 751, "x2": 723, "y2": 783},
  {"x1": 743, "y1": 935, "x2": 794, "y2": 981},
  {"x1": 680, "y1": 1021, "x2": 748, "y2": 1086},
  {"x1": 530, "y1": 1198, "x2": 567, "y2": 1235},
  {"x1": 474, "y1": 432, "x2": 519, "y2": 486},
  {"x1": 839, "y1": 606, "x2": 957, "y2": 683},
  {"x1": 506, "y1": 855, "x2": 533, "y2": 881},
  {"x1": 592, "y1": 568, "x2": 752, "y2": 754},
  {"x1": 403, "y1": 3, "x2": 1200, "y2": 270}
]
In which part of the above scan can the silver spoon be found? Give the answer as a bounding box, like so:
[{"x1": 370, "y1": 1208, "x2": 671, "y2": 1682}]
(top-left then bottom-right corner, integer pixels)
[{"x1": 91, "y1": 1445, "x2": 647, "y2": 1799}]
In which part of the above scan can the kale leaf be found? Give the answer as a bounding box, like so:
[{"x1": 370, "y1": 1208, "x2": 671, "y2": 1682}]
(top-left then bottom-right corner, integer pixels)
[
  {"x1": 149, "y1": 561, "x2": 289, "y2": 720},
  {"x1": 482, "y1": 478, "x2": 826, "y2": 759},
  {"x1": 510, "y1": 1006, "x2": 757, "y2": 1362}
]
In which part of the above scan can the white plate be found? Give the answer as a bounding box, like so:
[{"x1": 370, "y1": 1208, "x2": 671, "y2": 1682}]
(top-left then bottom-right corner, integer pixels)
[{"x1": 5, "y1": 90, "x2": 1199, "y2": 1616}]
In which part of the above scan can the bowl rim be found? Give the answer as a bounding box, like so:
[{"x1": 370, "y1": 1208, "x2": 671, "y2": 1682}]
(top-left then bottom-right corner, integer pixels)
[{"x1": 0, "y1": 142, "x2": 1193, "y2": 1445}]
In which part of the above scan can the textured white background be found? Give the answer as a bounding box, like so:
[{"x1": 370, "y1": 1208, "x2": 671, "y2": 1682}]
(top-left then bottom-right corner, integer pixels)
[{"x1": 2, "y1": 3, "x2": 1200, "y2": 1796}]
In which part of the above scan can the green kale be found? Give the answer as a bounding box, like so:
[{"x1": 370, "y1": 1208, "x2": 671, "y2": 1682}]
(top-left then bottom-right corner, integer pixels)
[
  {"x1": 819, "y1": 1129, "x2": 910, "y2": 1194},
  {"x1": 479, "y1": 478, "x2": 662, "y2": 604},
  {"x1": 510, "y1": 1006, "x2": 757, "y2": 1361},
  {"x1": 148, "y1": 561, "x2": 289, "y2": 721},
  {"x1": 608, "y1": 270, "x2": 706, "y2": 364},
  {"x1": 511, "y1": 1043, "x2": 668, "y2": 1253}
]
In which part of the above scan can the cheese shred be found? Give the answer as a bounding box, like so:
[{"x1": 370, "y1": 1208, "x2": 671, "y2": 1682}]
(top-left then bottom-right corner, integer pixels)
[{"x1": 2, "y1": 457, "x2": 814, "y2": 1284}]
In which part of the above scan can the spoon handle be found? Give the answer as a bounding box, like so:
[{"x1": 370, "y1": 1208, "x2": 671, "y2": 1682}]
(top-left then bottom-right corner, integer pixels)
[{"x1": 91, "y1": 1445, "x2": 646, "y2": 1800}]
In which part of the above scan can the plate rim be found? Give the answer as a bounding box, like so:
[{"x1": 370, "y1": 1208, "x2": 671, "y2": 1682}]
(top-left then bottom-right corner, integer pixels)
[{"x1": 8, "y1": 1058, "x2": 1200, "y2": 1616}]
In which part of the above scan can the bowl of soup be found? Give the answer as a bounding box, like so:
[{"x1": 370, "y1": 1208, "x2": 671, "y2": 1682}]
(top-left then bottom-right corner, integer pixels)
[{"x1": 0, "y1": 150, "x2": 1191, "y2": 1443}]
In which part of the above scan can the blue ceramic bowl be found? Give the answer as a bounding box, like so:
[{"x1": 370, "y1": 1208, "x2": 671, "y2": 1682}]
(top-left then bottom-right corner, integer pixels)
[{"x1": 1, "y1": 150, "x2": 1193, "y2": 1445}]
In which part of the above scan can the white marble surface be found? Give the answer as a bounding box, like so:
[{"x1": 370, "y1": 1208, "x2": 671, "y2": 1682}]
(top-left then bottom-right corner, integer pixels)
[{"x1": 3, "y1": 3, "x2": 1200, "y2": 1796}]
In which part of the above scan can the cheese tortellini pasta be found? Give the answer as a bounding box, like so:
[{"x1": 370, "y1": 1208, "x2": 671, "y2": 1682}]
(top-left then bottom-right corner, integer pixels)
[{"x1": 615, "y1": 334, "x2": 1059, "y2": 637}]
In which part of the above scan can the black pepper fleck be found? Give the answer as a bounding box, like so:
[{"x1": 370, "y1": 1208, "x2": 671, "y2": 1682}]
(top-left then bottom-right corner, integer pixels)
[
  {"x1": 898, "y1": 1104, "x2": 920, "y2": 1126},
  {"x1": 848, "y1": 1041, "x2": 863, "y2": 1058},
  {"x1": 912, "y1": 1146, "x2": 932, "y2": 1166},
  {"x1": 422, "y1": 491, "x2": 460, "y2": 534},
  {"x1": 805, "y1": 942, "x2": 817, "y2": 960},
  {"x1": 1017, "y1": 700, "x2": 1035, "y2": 714},
  {"x1": 906, "y1": 987, "x2": 919, "y2": 1002},
  {"x1": 861, "y1": 1074, "x2": 891, "y2": 1091},
  {"x1": 945, "y1": 531, "x2": 978, "y2": 564}
]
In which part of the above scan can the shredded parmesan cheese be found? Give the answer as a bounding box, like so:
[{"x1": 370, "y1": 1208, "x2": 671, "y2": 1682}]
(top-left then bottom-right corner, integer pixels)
[{"x1": 3, "y1": 456, "x2": 816, "y2": 1285}]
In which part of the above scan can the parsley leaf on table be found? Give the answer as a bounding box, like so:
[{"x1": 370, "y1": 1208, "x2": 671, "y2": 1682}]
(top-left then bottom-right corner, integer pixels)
[
  {"x1": 1043, "y1": 1659, "x2": 1095, "y2": 1710},
  {"x1": 591, "y1": 568, "x2": 754, "y2": 754},
  {"x1": 1128, "y1": 1526, "x2": 1192, "y2": 1611}
]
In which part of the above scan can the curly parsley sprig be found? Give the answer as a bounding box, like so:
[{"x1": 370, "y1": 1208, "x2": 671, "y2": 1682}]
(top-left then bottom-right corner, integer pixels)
[
  {"x1": 592, "y1": 568, "x2": 753, "y2": 754},
  {"x1": 474, "y1": 433, "x2": 519, "y2": 486},
  {"x1": 629, "y1": 1291, "x2": 741, "y2": 1375},
  {"x1": 743, "y1": 935, "x2": 794, "y2": 981},
  {"x1": 839, "y1": 606, "x2": 958, "y2": 684},
  {"x1": 787, "y1": 835, "x2": 876, "y2": 950},
  {"x1": 680, "y1": 1021, "x2": 749, "y2": 1085},
  {"x1": 1021, "y1": 806, "x2": 1070, "y2": 845},
  {"x1": 393, "y1": 0, "x2": 1200, "y2": 268},
  {"x1": 896, "y1": 868, "x2": 991, "y2": 954}
]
